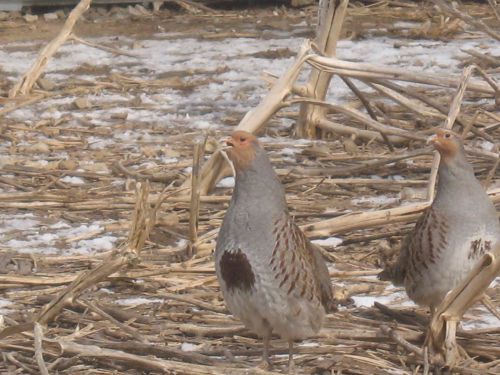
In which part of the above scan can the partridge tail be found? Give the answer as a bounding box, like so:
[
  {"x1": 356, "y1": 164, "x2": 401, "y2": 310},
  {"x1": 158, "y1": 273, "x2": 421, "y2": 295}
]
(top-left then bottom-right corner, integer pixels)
[
  {"x1": 378, "y1": 263, "x2": 405, "y2": 286},
  {"x1": 309, "y1": 242, "x2": 337, "y2": 313}
]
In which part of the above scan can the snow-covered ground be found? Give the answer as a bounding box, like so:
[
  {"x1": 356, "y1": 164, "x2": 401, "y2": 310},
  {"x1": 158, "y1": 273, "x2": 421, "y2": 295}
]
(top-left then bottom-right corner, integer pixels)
[
  {"x1": 0, "y1": 213, "x2": 117, "y2": 255},
  {"x1": 2, "y1": 33, "x2": 499, "y2": 129}
]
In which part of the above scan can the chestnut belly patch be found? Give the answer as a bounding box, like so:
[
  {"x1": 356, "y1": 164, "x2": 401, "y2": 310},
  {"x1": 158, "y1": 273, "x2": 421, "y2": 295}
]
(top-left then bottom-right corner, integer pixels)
[{"x1": 219, "y1": 249, "x2": 255, "y2": 292}]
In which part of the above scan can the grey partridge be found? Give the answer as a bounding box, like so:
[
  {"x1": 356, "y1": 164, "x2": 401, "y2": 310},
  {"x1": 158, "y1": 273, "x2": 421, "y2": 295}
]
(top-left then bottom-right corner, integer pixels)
[
  {"x1": 380, "y1": 129, "x2": 500, "y2": 312},
  {"x1": 215, "y1": 131, "x2": 335, "y2": 371}
]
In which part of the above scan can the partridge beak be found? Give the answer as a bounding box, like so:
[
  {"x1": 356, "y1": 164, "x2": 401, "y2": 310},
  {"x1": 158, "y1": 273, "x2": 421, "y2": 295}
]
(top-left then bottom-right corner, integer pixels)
[
  {"x1": 221, "y1": 136, "x2": 234, "y2": 151},
  {"x1": 426, "y1": 134, "x2": 438, "y2": 146}
]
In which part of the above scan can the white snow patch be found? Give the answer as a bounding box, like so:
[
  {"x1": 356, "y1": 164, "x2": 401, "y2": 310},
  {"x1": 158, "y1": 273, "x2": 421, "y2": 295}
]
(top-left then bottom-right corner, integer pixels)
[
  {"x1": 116, "y1": 130, "x2": 135, "y2": 141},
  {"x1": 192, "y1": 120, "x2": 216, "y2": 129},
  {"x1": 88, "y1": 93, "x2": 131, "y2": 103},
  {"x1": 76, "y1": 236, "x2": 118, "y2": 253},
  {"x1": 351, "y1": 195, "x2": 399, "y2": 206},
  {"x1": 59, "y1": 224, "x2": 99, "y2": 238},
  {"x1": 60, "y1": 176, "x2": 86, "y2": 185},
  {"x1": 491, "y1": 277, "x2": 500, "y2": 287},
  {"x1": 385, "y1": 369, "x2": 411, "y2": 375},
  {"x1": 351, "y1": 295, "x2": 379, "y2": 308},
  {"x1": 115, "y1": 297, "x2": 164, "y2": 306},
  {"x1": 352, "y1": 291, "x2": 415, "y2": 308},
  {"x1": 0, "y1": 298, "x2": 12, "y2": 313},
  {"x1": 50, "y1": 221, "x2": 71, "y2": 229},
  {"x1": 6, "y1": 235, "x2": 56, "y2": 251},
  {"x1": 0, "y1": 221, "x2": 120, "y2": 255},
  {"x1": 139, "y1": 161, "x2": 158, "y2": 169},
  {"x1": 0, "y1": 215, "x2": 38, "y2": 234},
  {"x1": 217, "y1": 177, "x2": 235, "y2": 188},
  {"x1": 462, "y1": 307, "x2": 499, "y2": 330},
  {"x1": 392, "y1": 21, "x2": 421, "y2": 28},
  {"x1": 29, "y1": 159, "x2": 49, "y2": 166},
  {"x1": 280, "y1": 147, "x2": 301, "y2": 156},
  {"x1": 312, "y1": 237, "x2": 343, "y2": 247},
  {"x1": 161, "y1": 157, "x2": 178, "y2": 164},
  {"x1": 88, "y1": 137, "x2": 116, "y2": 150},
  {"x1": 176, "y1": 239, "x2": 188, "y2": 247},
  {"x1": 99, "y1": 288, "x2": 114, "y2": 294},
  {"x1": 299, "y1": 341, "x2": 319, "y2": 348},
  {"x1": 181, "y1": 343, "x2": 198, "y2": 352},
  {"x1": 479, "y1": 140, "x2": 495, "y2": 152}
]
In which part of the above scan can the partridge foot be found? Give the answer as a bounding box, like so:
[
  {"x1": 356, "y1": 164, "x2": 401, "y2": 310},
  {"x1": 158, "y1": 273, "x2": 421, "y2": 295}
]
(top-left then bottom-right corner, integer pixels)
[
  {"x1": 288, "y1": 340, "x2": 295, "y2": 374},
  {"x1": 257, "y1": 359, "x2": 271, "y2": 370}
]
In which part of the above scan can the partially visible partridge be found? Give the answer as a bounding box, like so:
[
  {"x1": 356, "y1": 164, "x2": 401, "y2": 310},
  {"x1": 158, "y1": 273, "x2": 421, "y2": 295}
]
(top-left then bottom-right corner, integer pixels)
[
  {"x1": 215, "y1": 131, "x2": 335, "y2": 372},
  {"x1": 380, "y1": 129, "x2": 500, "y2": 312}
]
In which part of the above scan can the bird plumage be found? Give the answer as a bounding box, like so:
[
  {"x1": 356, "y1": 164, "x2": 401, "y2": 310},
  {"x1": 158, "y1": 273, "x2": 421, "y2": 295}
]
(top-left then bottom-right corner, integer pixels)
[
  {"x1": 380, "y1": 130, "x2": 500, "y2": 309},
  {"x1": 215, "y1": 131, "x2": 334, "y2": 370}
]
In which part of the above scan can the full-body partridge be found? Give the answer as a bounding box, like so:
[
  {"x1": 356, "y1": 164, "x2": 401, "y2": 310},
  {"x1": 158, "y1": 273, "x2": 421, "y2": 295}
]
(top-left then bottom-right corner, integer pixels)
[
  {"x1": 215, "y1": 131, "x2": 335, "y2": 371},
  {"x1": 380, "y1": 130, "x2": 500, "y2": 311}
]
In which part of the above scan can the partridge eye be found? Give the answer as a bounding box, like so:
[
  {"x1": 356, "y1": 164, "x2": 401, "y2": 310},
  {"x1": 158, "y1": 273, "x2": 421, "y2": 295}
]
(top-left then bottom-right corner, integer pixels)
[
  {"x1": 444, "y1": 133, "x2": 451, "y2": 138},
  {"x1": 240, "y1": 137, "x2": 246, "y2": 142}
]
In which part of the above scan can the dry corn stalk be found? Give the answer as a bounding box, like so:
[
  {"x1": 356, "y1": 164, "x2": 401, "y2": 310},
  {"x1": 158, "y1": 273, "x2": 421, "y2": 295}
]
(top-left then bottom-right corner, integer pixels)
[
  {"x1": 295, "y1": 0, "x2": 349, "y2": 138},
  {"x1": 428, "y1": 242, "x2": 500, "y2": 367},
  {"x1": 9, "y1": 0, "x2": 93, "y2": 98}
]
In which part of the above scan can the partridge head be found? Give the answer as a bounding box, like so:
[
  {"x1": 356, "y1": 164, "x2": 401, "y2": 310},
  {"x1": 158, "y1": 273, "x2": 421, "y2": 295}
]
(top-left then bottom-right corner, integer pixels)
[
  {"x1": 223, "y1": 131, "x2": 258, "y2": 171},
  {"x1": 427, "y1": 129, "x2": 467, "y2": 164}
]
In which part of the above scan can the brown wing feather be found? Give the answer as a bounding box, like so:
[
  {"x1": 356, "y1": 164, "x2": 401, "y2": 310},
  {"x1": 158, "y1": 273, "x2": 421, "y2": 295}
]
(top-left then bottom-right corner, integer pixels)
[
  {"x1": 270, "y1": 214, "x2": 334, "y2": 312},
  {"x1": 378, "y1": 232, "x2": 411, "y2": 285},
  {"x1": 379, "y1": 207, "x2": 430, "y2": 285},
  {"x1": 379, "y1": 207, "x2": 447, "y2": 287},
  {"x1": 307, "y1": 241, "x2": 336, "y2": 312}
]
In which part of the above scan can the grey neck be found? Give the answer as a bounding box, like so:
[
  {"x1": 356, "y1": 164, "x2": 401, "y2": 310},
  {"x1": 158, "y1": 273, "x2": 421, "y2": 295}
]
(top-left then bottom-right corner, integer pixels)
[
  {"x1": 232, "y1": 148, "x2": 287, "y2": 216},
  {"x1": 435, "y1": 152, "x2": 481, "y2": 202}
]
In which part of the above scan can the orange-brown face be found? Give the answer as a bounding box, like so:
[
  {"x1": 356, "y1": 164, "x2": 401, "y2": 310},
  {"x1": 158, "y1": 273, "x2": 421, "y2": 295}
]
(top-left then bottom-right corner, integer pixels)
[
  {"x1": 224, "y1": 131, "x2": 258, "y2": 171},
  {"x1": 427, "y1": 129, "x2": 460, "y2": 162}
]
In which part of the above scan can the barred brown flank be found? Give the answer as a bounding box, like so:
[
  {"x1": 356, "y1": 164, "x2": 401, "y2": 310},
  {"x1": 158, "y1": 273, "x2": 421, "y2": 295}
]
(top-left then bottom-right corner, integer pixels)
[
  {"x1": 288, "y1": 272, "x2": 301, "y2": 295},
  {"x1": 268, "y1": 215, "x2": 332, "y2": 308},
  {"x1": 469, "y1": 239, "x2": 481, "y2": 260},
  {"x1": 300, "y1": 282, "x2": 308, "y2": 298},
  {"x1": 219, "y1": 249, "x2": 255, "y2": 292},
  {"x1": 279, "y1": 272, "x2": 290, "y2": 287},
  {"x1": 468, "y1": 239, "x2": 491, "y2": 260},
  {"x1": 485, "y1": 241, "x2": 492, "y2": 252}
]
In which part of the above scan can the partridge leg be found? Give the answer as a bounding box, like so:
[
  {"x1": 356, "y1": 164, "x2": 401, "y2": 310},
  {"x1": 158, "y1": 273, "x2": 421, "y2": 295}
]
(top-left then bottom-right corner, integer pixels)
[
  {"x1": 424, "y1": 304, "x2": 436, "y2": 354},
  {"x1": 423, "y1": 346, "x2": 430, "y2": 375},
  {"x1": 258, "y1": 334, "x2": 271, "y2": 369},
  {"x1": 288, "y1": 340, "x2": 295, "y2": 374},
  {"x1": 430, "y1": 304, "x2": 436, "y2": 318},
  {"x1": 423, "y1": 304, "x2": 436, "y2": 349}
]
